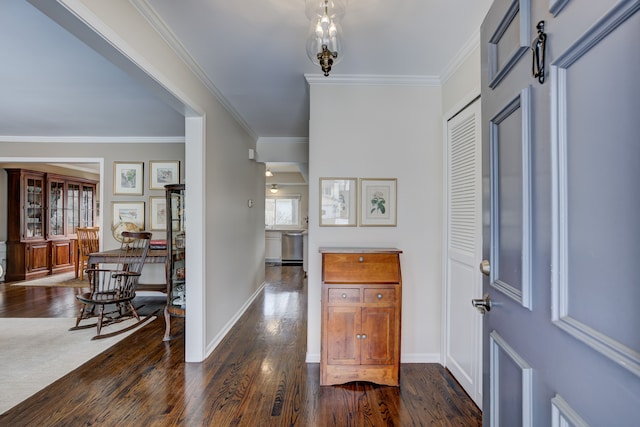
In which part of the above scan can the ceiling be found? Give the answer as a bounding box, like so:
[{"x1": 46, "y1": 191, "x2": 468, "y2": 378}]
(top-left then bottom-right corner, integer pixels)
[{"x1": 1, "y1": 0, "x2": 493, "y2": 178}]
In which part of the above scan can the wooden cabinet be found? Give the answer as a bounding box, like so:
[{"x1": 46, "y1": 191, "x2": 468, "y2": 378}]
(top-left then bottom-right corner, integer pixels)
[
  {"x1": 320, "y1": 248, "x2": 403, "y2": 386},
  {"x1": 5, "y1": 169, "x2": 97, "y2": 282},
  {"x1": 265, "y1": 231, "x2": 282, "y2": 262}
]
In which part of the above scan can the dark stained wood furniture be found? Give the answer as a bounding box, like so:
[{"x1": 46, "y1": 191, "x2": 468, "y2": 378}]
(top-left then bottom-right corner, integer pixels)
[
  {"x1": 75, "y1": 227, "x2": 100, "y2": 280},
  {"x1": 5, "y1": 168, "x2": 97, "y2": 282},
  {"x1": 320, "y1": 247, "x2": 403, "y2": 386}
]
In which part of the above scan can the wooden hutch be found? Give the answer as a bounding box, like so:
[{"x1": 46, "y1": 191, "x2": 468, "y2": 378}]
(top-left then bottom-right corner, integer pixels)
[{"x1": 5, "y1": 168, "x2": 97, "y2": 282}]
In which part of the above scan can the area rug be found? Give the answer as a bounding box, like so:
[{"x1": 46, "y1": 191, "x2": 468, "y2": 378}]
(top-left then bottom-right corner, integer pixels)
[
  {"x1": 0, "y1": 316, "x2": 155, "y2": 414},
  {"x1": 10, "y1": 271, "x2": 89, "y2": 288}
]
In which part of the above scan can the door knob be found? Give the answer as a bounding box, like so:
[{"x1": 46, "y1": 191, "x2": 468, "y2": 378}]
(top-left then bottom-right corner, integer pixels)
[
  {"x1": 472, "y1": 294, "x2": 492, "y2": 314},
  {"x1": 479, "y1": 259, "x2": 491, "y2": 276}
]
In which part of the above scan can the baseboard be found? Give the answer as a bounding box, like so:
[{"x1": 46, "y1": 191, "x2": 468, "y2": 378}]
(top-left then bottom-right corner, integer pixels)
[{"x1": 204, "y1": 281, "x2": 266, "y2": 358}]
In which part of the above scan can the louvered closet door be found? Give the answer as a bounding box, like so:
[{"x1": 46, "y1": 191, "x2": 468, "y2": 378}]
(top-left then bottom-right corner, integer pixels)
[{"x1": 444, "y1": 98, "x2": 482, "y2": 408}]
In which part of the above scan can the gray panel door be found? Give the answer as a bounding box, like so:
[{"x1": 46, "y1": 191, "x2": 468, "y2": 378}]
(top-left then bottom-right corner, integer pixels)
[{"x1": 479, "y1": 0, "x2": 640, "y2": 425}]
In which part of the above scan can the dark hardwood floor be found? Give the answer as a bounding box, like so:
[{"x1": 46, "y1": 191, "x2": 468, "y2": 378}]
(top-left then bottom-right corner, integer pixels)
[{"x1": 0, "y1": 266, "x2": 481, "y2": 426}]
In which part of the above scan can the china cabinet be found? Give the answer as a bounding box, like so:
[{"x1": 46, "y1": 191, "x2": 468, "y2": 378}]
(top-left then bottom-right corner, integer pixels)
[
  {"x1": 164, "y1": 184, "x2": 185, "y2": 341},
  {"x1": 5, "y1": 169, "x2": 97, "y2": 282},
  {"x1": 319, "y1": 247, "x2": 403, "y2": 386}
]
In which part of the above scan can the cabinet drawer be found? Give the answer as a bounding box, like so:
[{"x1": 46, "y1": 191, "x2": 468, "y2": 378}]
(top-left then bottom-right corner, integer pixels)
[
  {"x1": 363, "y1": 288, "x2": 396, "y2": 304},
  {"x1": 323, "y1": 253, "x2": 400, "y2": 283},
  {"x1": 328, "y1": 288, "x2": 361, "y2": 304}
]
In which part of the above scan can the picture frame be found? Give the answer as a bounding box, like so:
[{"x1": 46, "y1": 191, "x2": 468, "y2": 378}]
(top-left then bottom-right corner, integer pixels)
[
  {"x1": 359, "y1": 178, "x2": 397, "y2": 226},
  {"x1": 149, "y1": 196, "x2": 167, "y2": 231},
  {"x1": 150, "y1": 160, "x2": 180, "y2": 190},
  {"x1": 113, "y1": 162, "x2": 144, "y2": 195},
  {"x1": 319, "y1": 177, "x2": 357, "y2": 226},
  {"x1": 112, "y1": 201, "x2": 145, "y2": 229}
]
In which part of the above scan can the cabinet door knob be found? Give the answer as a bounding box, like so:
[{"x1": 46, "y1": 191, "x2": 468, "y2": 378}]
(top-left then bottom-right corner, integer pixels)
[
  {"x1": 342, "y1": 293, "x2": 347, "y2": 299},
  {"x1": 361, "y1": 334, "x2": 367, "y2": 340},
  {"x1": 358, "y1": 256, "x2": 364, "y2": 262},
  {"x1": 377, "y1": 293, "x2": 383, "y2": 299},
  {"x1": 356, "y1": 334, "x2": 361, "y2": 339}
]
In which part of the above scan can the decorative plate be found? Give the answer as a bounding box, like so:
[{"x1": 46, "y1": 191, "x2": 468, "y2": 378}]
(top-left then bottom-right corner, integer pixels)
[{"x1": 111, "y1": 221, "x2": 141, "y2": 243}]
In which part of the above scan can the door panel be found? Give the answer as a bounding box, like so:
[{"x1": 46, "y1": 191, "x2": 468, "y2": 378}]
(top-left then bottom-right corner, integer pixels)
[
  {"x1": 361, "y1": 307, "x2": 394, "y2": 365},
  {"x1": 490, "y1": 331, "x2": 532, "y2": 426},
  {"x1": 326, "y1": 306, "x2": 360, "y2": 365},
  {"x1": 481, "y1": 0, "x2": 640, "y2": 424},
  {"x1": 489, "y1": 87, "x2": 532, "y2": 308},
  {"x1": 550, "y1": 0, "x2": 640, "y2": 375},
  {"x1": 27, "y1": 242, "x2": 49, "y2": 272}
]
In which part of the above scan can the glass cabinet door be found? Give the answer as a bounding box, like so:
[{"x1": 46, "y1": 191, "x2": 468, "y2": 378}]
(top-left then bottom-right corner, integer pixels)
[
  {"x1": 25, "y1": 174, "x2": 44, "y2": 239},
  {"x1": 66, "y1": 183, "x2": 80, "y2": 235},
  {"x1": 81, "y1": 184, "x2": 95, "y2": 227},
  {"x1": 48, "y1": 179, "x2": 65, "y2": 236}
]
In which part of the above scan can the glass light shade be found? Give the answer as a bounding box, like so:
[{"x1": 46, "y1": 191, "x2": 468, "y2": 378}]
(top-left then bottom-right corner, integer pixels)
[
  {"x1": 305, "y1": 14, "x2": 343, "y2": 65},
  {"x1": 270, "y1": 184, "x2": 278, "y2": 193}
]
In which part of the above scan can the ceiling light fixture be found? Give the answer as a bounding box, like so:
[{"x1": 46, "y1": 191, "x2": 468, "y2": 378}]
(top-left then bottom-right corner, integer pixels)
[
  {"x1": 265, "y1": 169, "x2": 273, "y2": 177},
  {"x1": 305, "y1": 0, "x2": 346, "y2": 77},
  {"x1": 270, "y1": 184, "x2": 279, "y2": 193}
]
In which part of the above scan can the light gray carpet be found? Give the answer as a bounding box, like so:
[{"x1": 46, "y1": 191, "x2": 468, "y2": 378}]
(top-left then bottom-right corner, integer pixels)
[
  {"x1": 0, "y1": 316, "x2": 155, "y2": 414},
  {"x1": 10, "y1": 271, "x2": 89, "y2": 288}
]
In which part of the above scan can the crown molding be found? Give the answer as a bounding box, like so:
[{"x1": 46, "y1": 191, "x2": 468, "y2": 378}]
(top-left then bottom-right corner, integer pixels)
[
  {"x1": 130, "y1": 0, "x2": 257, "y2": 141},
  {"x1": 305, "y1": 74, "x2": 440, "y2": 86},
  {"x1": 0, "y1": 136, "x2": 185, "y2": 144}
]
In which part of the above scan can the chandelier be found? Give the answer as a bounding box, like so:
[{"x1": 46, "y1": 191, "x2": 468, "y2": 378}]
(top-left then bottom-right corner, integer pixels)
[{"x1": 305, "y1": 0, "x2": 347, "y2": 76}]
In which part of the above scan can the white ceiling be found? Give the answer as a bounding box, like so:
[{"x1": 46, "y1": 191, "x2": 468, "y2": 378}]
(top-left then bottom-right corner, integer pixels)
[{"x1": 1, "y1": 0, "x2": 493, "y2": 144}]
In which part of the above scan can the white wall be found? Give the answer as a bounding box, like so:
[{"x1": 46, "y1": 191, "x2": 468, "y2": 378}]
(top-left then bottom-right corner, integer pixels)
[
  {"x1": 442, "y1": 43, "x2": 481, "y2": 117},
  {"x1": 62, "y1": 0, "x2": 266, "y2": 361},
  {"x1": 307, "y1": 83, "x2": 443, "y2": 362}
]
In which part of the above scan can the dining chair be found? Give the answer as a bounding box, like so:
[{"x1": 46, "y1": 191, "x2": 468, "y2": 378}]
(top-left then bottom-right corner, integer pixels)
[{"x1": 75, "y1": 226, "x2": 100, "y2": 280}]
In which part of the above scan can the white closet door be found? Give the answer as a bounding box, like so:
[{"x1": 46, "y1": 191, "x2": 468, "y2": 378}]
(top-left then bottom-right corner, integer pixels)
[{"x1": 444, "y1": 98, "x2": 482, "y2": 408}]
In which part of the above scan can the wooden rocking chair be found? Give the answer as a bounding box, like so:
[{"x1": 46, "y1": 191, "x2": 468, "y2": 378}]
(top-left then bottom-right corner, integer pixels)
[{"x1": 71, "y1": 231, "x2": 152, "y2": 339}]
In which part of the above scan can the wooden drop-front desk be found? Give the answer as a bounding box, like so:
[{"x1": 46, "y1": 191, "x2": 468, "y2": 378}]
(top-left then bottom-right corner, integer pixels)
[
  {"x1": 87, "y1": 248, "x2": 168, "y2": 292},
  {"x1": 319, "y1": 247, "x2": 403, "y2": 387}
]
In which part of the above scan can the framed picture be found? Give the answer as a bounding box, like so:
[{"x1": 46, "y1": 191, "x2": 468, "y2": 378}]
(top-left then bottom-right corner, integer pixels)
[
  {"x1": 113, "y1": 162, "x2": 144, "y2": 195},
  {"x1": 112, "y1": 201, "x2": 145, "y2": 229},
  {"x1": 359, "y1": 178, "x2": 397, "y2": 226},
  {"x1": 149, "y1": 197, "x2": 167, "y2": 231},
  {"x1": 319, "y1": 178, "x2": 357, "y2": 226},
  {"x1": 150, "y1": 160, "x2": 180, "y2": 190}
]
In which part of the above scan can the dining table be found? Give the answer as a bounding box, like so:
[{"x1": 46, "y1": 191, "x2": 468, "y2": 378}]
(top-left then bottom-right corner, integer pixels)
[{"x1": 87, "y1": 248, "x2": 168, "y2": 291}]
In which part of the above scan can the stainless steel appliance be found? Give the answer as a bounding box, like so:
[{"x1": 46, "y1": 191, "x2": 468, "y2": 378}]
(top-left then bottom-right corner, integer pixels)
[{"x1": 281, "y1": 232, "x2": 303, "y2": 265}]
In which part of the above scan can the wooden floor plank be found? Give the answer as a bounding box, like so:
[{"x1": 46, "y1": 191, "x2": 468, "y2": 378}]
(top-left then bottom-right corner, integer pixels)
[{"x1": 0, "y1": 266, "x2": 481, "y2": 426}]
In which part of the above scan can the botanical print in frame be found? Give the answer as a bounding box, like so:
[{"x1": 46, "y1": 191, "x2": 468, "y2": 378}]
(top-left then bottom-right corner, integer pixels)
[
  {"x1": 113, "y1": 162, "x2": 143, "y2": 195},
  {"x1": 360, "y1": 178, "x2": 397, "y2": 226},
  {"x1": 112, "y1": 201, "x2": 145, "y2": 229},
  {"x1": 150, "y1": 160, "x2": 180, "y2": 190},
  {"x1": 319, "y1": 178, "x2": 357, "y2": 226},
  {"x1": 149, "y1": 196, "x2": 167, "y2": 231}
]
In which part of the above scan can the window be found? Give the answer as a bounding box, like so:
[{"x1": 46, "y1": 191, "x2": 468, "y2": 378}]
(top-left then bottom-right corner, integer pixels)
[{"x1": 265, "y1": 195, "x2": 301, "y2": 227}]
